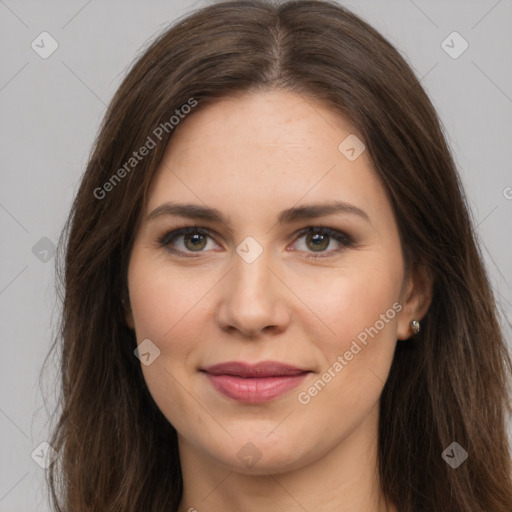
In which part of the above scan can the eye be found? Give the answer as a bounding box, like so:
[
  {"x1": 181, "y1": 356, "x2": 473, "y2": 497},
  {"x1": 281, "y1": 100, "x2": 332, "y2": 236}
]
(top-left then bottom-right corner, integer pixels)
[
  {"x1": 158, "y1": 227, "x2": 220, "y2": 256},
  {"x1": 291, "y1": 226, "x2": 354, "y2": 258},
  {"x1": 158, "y1": 225, "x2": 354, "y2": 259}
]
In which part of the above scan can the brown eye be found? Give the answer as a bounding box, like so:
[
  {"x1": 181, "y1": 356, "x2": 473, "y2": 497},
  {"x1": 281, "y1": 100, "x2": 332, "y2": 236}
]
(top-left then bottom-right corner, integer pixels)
[
  {"x1": 306, "y1": 232, "x2": 330, "y2": 252},
  {"x1": 292, "y1": 226, "x2": 354, "y2": 258},
  {"x1": 159, "y1": 227, "x2": 219, "y2": 256},
  {"x1": 184, "y1": 233, "x2": 207, "y2": 251}
]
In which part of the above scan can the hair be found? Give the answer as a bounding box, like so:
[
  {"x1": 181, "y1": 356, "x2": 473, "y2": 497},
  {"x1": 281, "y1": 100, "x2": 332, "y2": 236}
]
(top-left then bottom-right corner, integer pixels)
[{"x1": 43, "y1": 0, "x2": 512, "y2": 510}]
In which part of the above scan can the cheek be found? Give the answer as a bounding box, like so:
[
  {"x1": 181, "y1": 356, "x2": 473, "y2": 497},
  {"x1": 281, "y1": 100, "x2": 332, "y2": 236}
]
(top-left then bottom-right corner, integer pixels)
[
  {"x1": 295, "y1": 254, "x2": 403, "y2": 351},
  {"x1": 293, "y1": 256, "x2": 402, "y2": 412},
  {"x1": 127, "y1": 252, "x2": 211, "y2": 422},
  {"x1": 128, "y1": 248, "x2": 211, "y2": 341}
]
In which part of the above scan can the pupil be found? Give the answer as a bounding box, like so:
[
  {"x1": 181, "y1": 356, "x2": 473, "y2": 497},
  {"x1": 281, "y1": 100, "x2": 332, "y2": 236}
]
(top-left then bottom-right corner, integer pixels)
[
  {"x1": 308, "y1": 232, "x2": 329, "y2": 251},
  {"x1": 185, "y1": 233, "x2": 206, "y2": 251}
]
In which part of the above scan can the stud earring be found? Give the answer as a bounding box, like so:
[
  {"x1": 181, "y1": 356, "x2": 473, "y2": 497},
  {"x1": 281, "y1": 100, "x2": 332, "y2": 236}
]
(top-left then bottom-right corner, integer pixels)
[{"x1": 410, "y1": 319, "x2": 420, "y2": 335}]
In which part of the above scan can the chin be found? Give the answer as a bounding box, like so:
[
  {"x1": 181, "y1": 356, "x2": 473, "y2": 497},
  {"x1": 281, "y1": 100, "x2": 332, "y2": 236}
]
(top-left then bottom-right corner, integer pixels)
[{"x1": 200, "y1": 429, "x2": 320, "y2": 475}]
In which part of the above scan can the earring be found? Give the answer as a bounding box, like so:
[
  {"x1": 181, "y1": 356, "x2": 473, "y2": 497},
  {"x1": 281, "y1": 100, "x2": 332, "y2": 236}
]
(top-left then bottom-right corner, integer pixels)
[{"x1": 410, "y1": 319, "x2": 420, "y2": 335}]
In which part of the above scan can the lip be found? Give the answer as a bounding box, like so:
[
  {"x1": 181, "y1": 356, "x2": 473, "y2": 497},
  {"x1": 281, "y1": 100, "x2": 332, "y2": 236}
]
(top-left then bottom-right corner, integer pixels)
[{"x1": 200, "y1": 361, "x2": 311, "y2": 403}]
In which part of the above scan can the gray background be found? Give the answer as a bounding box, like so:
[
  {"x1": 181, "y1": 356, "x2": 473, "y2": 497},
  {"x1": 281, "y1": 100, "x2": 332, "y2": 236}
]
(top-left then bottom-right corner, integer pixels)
[{"x1": 1, "y1": 0, "x2": 511, "y2": 510}]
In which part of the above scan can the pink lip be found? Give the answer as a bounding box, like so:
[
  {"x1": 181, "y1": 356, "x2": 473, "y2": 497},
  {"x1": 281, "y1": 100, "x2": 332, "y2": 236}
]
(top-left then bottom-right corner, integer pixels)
[{"x1": 201, "y1": 361, "x2": 311, "y2": 403}]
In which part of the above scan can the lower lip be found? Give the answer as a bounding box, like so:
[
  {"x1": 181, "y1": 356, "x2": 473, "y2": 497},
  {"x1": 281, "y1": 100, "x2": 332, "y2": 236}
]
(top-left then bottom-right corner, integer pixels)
[{"x1": 204, "y1": 373, "x2": 309, "y2": 403}]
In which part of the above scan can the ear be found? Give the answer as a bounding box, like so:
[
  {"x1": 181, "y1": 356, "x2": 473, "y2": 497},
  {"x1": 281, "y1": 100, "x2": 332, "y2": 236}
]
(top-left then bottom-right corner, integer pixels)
[{"x1": 396, "y1": 263, "x2": 434, "y2": 340}]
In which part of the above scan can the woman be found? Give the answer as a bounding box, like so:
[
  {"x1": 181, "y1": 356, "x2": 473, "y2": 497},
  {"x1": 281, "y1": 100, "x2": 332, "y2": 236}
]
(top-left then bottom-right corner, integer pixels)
[{"x1": 45, "y1": 1, "x2": 512, "y2": 511}]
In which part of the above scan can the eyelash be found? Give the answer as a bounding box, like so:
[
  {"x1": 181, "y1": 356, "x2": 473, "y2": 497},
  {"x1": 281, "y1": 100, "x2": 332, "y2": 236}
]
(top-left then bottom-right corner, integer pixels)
[{"x1": 157, "y1": 225, "x2": 354, "y2": 259}]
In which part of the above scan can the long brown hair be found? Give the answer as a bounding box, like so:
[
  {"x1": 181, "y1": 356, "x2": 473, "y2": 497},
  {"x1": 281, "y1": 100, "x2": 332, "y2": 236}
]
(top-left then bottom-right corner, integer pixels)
[{"x1": 44, "y1": 1, "x2": 512, "y2": 510}]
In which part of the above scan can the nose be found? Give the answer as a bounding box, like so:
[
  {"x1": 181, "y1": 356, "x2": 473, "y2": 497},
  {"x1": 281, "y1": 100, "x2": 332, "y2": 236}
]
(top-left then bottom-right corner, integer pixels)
[{"x1": 215, "y1": 247, "x2": 291, "y2": 338}]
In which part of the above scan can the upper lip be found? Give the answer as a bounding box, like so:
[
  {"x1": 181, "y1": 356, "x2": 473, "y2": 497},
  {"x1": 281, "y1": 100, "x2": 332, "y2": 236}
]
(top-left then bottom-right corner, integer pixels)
[{"x1": 201, "y1": 361, "x2": 310, "y2": 378}]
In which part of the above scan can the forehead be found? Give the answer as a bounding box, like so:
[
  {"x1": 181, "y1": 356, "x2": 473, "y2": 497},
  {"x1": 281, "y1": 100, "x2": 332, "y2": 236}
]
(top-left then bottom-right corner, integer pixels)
[
  {"x1": 145, "y1": 90, "x2": 391, "y2": 227},
  {"x1": 162, "y1": 90, "x2": 358, "y2": 166}
]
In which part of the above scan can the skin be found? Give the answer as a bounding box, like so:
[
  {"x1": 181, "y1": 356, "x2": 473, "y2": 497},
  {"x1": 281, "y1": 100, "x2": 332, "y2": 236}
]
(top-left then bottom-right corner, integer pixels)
[{"x1": 125, "y1": 89, "x2": 433, "y2": 512}]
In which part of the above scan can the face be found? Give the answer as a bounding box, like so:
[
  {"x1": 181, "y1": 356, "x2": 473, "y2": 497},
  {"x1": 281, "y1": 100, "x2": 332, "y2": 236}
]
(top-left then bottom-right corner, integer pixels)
[{"x1": 126, "y1": 89, "x2": 423, "y2": 474}]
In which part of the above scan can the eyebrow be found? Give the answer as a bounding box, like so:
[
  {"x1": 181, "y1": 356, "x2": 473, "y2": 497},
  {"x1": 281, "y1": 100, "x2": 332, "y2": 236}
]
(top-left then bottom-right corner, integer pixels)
[{"x1": 146, "y1": 201, "x2": 371, "y2": 225}]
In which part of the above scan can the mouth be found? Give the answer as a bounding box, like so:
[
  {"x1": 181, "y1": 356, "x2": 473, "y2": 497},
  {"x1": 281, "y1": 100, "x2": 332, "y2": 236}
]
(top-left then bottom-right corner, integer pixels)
[{"x1": 200, "y1": 361, "x2": 312, "y2": 403}]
